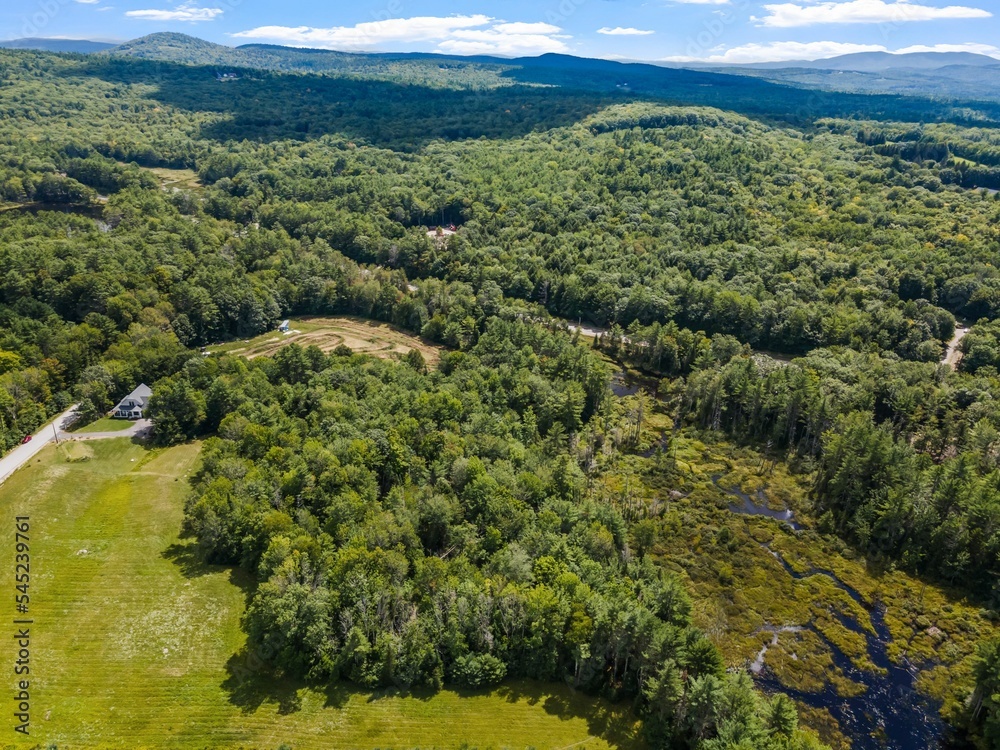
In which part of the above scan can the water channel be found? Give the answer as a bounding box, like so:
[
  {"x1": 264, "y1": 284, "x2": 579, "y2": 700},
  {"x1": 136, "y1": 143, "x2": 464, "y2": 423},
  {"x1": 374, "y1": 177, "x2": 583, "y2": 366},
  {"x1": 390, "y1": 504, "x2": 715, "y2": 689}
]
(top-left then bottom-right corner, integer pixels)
[
  {"x1": 613, "y1": 367, "x2": 950, "y2": 747},
  {"x1": 711, "y1": 476, "x2": 945, "y2": 749}
]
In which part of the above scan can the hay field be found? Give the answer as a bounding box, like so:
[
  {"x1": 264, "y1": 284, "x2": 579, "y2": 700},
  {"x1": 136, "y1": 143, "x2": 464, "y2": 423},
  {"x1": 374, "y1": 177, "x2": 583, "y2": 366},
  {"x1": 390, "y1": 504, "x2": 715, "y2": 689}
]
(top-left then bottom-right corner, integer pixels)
[{"x1": 210, "y1": 316, "x2": 441, "y2": 366}]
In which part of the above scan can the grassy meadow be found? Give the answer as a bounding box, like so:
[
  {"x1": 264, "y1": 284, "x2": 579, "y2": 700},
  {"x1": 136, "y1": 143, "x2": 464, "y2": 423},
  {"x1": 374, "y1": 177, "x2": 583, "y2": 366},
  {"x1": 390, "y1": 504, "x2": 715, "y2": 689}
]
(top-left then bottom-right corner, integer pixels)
[
  {"x1": 0, "y1": 440, "x2": 643, "y2": 749},
  {"x1": 147, "y1": 166, "x2": 204, "y2": 192}
]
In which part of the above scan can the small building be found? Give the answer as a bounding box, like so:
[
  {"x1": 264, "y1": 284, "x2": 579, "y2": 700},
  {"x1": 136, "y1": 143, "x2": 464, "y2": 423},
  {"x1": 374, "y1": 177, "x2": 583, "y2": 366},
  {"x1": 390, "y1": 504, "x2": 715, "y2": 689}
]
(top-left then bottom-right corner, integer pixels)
[
  {"x1": 278, "y1": 320, "x2": 291, "y2": 332},
  {"x1": 112, "y1": 384, "x2": 152, "y2": 420}
]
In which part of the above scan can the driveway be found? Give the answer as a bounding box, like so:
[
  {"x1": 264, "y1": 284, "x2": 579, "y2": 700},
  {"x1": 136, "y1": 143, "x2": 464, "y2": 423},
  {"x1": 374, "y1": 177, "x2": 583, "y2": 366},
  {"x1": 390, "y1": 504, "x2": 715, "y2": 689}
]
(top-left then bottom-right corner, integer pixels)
[
  {"x1": 64, "y1": 419, "x2": 153, "y2": 441},
  {"x1": 0, "y1": 405, "x2": 79, "y2": 487}
]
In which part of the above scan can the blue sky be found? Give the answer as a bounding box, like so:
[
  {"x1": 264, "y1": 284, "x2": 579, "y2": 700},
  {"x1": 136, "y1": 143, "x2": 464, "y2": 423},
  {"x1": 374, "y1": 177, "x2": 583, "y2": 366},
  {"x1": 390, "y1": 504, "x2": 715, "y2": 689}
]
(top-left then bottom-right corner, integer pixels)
[{"x1": 3, "y1": 0, "x2": 1000, "y2": 63}]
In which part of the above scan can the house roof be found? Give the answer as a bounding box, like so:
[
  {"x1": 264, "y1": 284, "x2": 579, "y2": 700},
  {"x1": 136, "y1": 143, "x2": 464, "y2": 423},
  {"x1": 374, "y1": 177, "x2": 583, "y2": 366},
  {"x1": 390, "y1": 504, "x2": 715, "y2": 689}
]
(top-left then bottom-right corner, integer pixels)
[{"x1": 120, "y1": 384, "x2": 152, "y2": 404}]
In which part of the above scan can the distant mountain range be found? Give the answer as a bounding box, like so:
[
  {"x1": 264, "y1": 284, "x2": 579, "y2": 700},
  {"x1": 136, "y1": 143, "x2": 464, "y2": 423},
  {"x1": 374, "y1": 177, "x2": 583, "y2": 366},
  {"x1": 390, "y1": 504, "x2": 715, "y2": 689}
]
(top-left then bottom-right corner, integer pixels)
[
  {"x1": 3, "y1": 33, "x2": 1000, "y2": 104},
  {"x1": 661, "y1": 50, "x2": 1000, "y2": 101},
  {"x1": 0, "y1": 37, "x2": 116, "y2": 53},
  {"x1": 687, "y1": 50, "x2": 1000, "y2": 72}
]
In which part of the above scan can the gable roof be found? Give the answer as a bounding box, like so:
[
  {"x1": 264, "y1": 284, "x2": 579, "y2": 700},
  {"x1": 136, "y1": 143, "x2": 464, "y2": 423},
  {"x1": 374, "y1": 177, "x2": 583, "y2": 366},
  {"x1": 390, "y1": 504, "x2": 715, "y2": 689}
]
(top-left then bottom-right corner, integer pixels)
[
  {"x1": 128, "y1": 383, "x2": 153, "y2": 400},
  {"x1": 117, "y1": 384, "x2": 152, "y2": 407}
]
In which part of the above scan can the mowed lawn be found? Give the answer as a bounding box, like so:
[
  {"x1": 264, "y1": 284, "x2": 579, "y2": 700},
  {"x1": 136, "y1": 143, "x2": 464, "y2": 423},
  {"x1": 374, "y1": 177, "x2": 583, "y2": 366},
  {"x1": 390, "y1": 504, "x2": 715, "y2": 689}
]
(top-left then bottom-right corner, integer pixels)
[
  {"x1": 0, "y1": 440, "x2": 644, "y2": 750},
  {"x1": 71, "y1": 417, "x2": 134, "y2": 434}
]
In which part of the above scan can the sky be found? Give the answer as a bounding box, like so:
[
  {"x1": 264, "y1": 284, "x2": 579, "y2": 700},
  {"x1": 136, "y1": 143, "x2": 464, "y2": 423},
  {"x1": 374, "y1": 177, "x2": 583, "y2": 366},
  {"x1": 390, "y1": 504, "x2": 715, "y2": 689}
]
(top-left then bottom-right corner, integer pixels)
[{"x1": 2, "y1": 0, "x2": 1000, "y2": 64}]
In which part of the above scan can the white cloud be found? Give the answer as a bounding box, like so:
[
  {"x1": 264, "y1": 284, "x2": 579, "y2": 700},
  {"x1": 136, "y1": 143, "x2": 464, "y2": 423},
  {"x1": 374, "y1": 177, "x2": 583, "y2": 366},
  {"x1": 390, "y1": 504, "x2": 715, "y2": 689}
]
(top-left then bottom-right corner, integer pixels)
[
  {"x1": 664, "y1": 39, "x2": 1000, "y2": 63},
  {"x1": 598, "y1": 27, "x2": 656, "y2": 35},
  {"x1": 756, "y1": 0, "x2": 991, "y2": 27},
  {"x1": 895, "y1": 42, "x2": 1000, "y2": 56},
  {"x1": 437, "y1": 34, "x2": 570, "y2": 56},
  {"x1": 74, "y1": 0, "x2": 100, "y2": 4},
  {"x1": 125, "y1": 3, "x2": 223, "y2": 22},
  {"x1": 492, "y1": 22, "x2": 562, "y2": 34},
  {"x1": 232, "y1": 15, "x2": 571, "y2": 56},
  {"x1": 665, "y1": 40, "x2": 886, "y2": 63},
  {"x1": 233, "y1": 15, "x2": 491, "y2": 47}
]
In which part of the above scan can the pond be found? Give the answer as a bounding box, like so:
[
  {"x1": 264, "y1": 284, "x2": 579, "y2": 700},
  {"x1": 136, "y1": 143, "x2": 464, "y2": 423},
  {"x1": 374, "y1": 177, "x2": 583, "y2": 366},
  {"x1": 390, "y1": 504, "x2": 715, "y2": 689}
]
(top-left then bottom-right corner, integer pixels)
[
  {"x1": 712, "y1": 476, "x2": 803, "y2": 531},
  {"x1": 611, "y1": 371, "x2": 642, "y2": 397},
  {"x1": 616, "y1": 372, "x2": 949, "y2": 748},
  {"x1": 757, "y1": 546, "x2": 945, "y2": 750}
]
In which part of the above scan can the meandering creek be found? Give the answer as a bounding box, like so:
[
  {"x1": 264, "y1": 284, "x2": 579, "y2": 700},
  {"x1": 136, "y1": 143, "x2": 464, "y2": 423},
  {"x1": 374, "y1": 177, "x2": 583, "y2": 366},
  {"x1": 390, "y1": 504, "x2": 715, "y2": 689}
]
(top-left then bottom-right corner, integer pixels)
[
  {"x1": 716, "y1": 480, "x2": 803, "y2": 531},
  {"x1": 711, "y1": 476, "x2": 945, "y2": 749}
]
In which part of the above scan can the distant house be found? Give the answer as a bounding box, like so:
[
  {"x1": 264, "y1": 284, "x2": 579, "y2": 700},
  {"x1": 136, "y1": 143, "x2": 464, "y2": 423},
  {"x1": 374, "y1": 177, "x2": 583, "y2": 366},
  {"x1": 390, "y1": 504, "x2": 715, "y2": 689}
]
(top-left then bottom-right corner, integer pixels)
[
  {"x1": 112, "y1": 384, "x2": 152, "y2": 420},
  {"x1": 278, "y1": 320, "x2": 291, "y2": 332}
]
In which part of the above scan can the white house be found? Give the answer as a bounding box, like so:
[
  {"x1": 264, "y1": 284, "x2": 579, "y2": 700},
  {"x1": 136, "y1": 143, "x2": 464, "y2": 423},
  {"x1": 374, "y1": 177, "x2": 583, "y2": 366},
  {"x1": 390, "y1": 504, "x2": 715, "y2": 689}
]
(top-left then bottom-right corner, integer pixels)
[
  {"x1": 112, "y1": 384, "x2": 152, "y2": 420},
  {"x1": 278, "y1": 320, "x2": 291, "y2": 332}
]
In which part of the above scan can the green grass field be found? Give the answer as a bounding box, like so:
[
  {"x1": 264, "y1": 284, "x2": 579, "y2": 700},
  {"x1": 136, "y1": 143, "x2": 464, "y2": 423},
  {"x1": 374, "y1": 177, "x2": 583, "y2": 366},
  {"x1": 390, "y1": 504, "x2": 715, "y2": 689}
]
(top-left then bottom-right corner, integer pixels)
[
  {"x1": 71, "y1": 417, "x2": 134, "y2": 434},
  {"x1": 0, "y1": 440, "x2": 643, "y2": 750}
]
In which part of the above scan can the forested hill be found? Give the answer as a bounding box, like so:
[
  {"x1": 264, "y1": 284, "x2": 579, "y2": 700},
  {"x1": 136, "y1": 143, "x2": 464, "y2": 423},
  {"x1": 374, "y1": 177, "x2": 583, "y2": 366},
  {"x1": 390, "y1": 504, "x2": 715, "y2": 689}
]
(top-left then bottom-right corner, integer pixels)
[
  {"x1": 101, "y1": 33, "x2": 1000, "y2": 127},
  {"x1": 108, "y1": 32, "x2": 512, "y2": 87},
  {"x1": 0, "y1": 38, "x2": 116, "y2": 53}
]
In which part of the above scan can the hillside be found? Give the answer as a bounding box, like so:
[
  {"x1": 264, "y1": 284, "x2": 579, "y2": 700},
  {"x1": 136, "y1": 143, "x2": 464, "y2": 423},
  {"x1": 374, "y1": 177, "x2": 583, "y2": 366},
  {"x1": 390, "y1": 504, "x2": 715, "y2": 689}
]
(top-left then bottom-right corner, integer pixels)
[
  {"x1": 714, "y1": 64, "x2": 1000, "y2": 102},
  {"x1": 108, "y1": 32, "x2": 511, "y2": 89},
  {"x1": 17, "y1": 35, "x2": 1000, "y2": 103},
  {"x1": 109, "y1": 31, "x2": 241, "y2": 65},
  {"x1": 99, "y1": 34, "x2": 1000, "y2": 127},
  {"x1": 0, "y1": 37, "x2": 116, "y2": 53}
]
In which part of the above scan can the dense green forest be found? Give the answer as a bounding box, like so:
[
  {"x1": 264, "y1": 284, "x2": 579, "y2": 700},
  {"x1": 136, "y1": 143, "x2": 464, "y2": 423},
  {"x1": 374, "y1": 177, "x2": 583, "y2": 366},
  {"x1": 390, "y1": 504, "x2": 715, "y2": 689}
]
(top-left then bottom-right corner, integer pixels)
[
  {"x1": 163, "y1": 324, "x2": 821, "y2": 749},
  {"x1": 5, "y1": 43, "x2": 1000, "y2": 748}
]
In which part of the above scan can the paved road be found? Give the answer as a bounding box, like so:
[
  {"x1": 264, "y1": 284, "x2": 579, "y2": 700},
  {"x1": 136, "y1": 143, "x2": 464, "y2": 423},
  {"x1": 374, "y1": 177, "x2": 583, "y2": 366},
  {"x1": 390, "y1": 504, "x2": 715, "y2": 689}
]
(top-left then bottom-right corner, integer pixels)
[
  {"x1": 0, "y1": 405, "x2": 79, "y2": 487},
  {"x1": 0, "y1": 411, "x2": 153, "y2": 488}
]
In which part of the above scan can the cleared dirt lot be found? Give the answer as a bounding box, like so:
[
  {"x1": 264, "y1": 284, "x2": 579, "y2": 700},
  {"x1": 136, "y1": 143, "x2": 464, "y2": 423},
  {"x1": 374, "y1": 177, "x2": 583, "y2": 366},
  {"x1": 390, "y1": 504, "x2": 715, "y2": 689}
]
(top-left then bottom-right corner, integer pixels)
[{"x1": 210, "y1": 316, "x2": 441, "y2": 366}]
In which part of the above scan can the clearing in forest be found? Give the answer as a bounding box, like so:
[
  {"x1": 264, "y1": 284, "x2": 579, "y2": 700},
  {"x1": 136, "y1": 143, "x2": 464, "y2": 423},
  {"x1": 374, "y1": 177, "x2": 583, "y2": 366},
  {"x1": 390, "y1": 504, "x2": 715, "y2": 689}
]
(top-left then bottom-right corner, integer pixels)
[
  {"x1": 146, "y1": 166, "x2": 204, "y2": 192},
  {"x1": 210, "y1": 316, "x2": 441, "y2": 366},
  {"x1": 0, "y1": 440, "x2": 641, "y2": 748}
]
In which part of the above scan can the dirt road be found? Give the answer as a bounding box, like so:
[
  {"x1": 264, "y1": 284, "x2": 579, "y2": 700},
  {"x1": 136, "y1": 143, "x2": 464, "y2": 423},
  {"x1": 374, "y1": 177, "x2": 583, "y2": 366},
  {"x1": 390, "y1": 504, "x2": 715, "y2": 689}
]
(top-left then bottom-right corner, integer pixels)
[{"x1": 943, "y1": 326, "x2": 969, "y2": 370}]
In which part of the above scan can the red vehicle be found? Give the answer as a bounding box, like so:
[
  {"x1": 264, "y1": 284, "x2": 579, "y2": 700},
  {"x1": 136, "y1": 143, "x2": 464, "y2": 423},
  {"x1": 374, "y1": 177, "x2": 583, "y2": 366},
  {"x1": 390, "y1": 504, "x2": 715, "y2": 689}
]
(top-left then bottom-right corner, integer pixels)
[{"x1": 21, "y1": 435, "x2": 31, "y2": 444}]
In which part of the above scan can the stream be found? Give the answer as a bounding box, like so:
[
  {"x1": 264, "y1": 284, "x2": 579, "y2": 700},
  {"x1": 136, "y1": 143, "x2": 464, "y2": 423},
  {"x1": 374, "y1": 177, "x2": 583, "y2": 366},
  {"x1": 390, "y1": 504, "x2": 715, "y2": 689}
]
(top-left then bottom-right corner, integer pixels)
[
  {"x1": 711, "y1": 477, "x2": 945, "y2": 749},
  {"x1": 714, "y1": 478, "x2": 803, "y2": 531}
]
